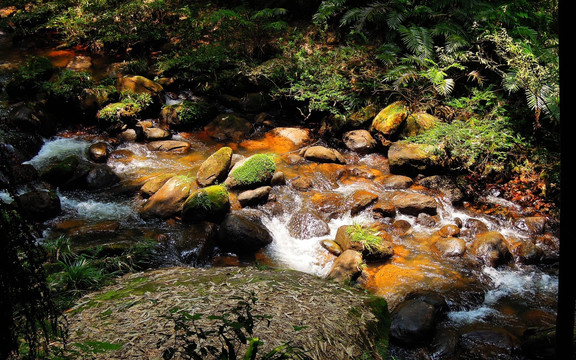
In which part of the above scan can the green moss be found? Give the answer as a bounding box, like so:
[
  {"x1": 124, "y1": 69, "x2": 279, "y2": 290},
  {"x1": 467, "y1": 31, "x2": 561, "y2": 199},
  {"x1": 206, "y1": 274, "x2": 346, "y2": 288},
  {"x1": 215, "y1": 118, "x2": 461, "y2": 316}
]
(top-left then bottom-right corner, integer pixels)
[
  {"x1": 230, "y1": 154, "x2": 276, "y2": 187},
  {"x1": 370, "y1": 101, "x2": 409, "y2": 136},
  {"x1": 182, "y1": 185, "x2": 230, "y2": 223}
]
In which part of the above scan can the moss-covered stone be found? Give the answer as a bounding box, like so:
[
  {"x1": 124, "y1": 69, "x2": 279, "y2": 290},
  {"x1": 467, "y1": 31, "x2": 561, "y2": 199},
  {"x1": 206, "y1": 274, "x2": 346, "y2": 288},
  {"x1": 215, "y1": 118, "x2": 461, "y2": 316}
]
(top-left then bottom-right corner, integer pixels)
[
  {"x1": 370, "y1": 101, "x2": 409, "y2": 137},
  {"x1": 160, "y1": 100, "x2": 217, "y2": 130},
  {"x1": 225, "y1": 154, "x2": 276, "y2": 189},
  {"x1": 196, "y1": 147, "x2": 233, "y2": 187},
  {"x1": 402, "y1": 112, "x2": 439, "y2": 137},
  {"x1": 182, "y1": 184, "x2": 230, "y2": 223},
  {"x1": 116, "y1": 75, "x2": 163, "y2": 97}
]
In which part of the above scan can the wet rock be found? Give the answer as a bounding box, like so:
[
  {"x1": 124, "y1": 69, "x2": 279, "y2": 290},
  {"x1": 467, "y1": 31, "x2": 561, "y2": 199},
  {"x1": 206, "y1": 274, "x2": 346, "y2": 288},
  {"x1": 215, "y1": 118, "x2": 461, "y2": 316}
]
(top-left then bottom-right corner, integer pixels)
[
  {"x1": 140, "y1": 175, "x2": 194, "y2": 219},
  {"x1": 389, "y1": 292, "x2": 448, "y2": 347},
  {"x1": 143, "y1": 127, "x2": 171, "y2": 141},
  {"x1": 2, "y1": 163, "x2": 38, "y2": 186},
  {"x1": 437, "y1": 224, "x2": 460, "y2": 237},
  {"x1": 182, "y1": 185, "x2": 230, "y2": 223},
  {"x1": 40, "y1": 155, "x2": 91, "y2": 188},
  {"x1": 159, "y1": 100, "x2": 217, "y2": 130},
  {"x1": 271, "y1": 171, "x2": 286, "y2": 186},
  {"x1": 238, "y1": 186, "x2": 271, "y2": 207},
  {"x1": 17, "y1": 189, "x2": 61, "y2": 221},
  {"x1": 118, "y1": 128, "x2": 139, "y2": 142},
  {"x1": 241, "y1": 92, "x2": 267, "y2": 112},
  {"x1": 216, "y1": 212, "x2": 273, "y2": 256},
  {"x1": 204, "y1": 113, "x2": 253, "y2": 142},
  {"x1": 419, "y1": 175, "x2": 464, "y2": 204},
  {"x1": 309, "y1": 192, "x2": 346, "y2": 220},
  {"x1": 388, "y1": 142, "x2": 439, "y2": 176},
  {"x1": 290, "y1": 175, "x2": 314, "y2": 191},
  {"x1": 196, "y1": 147, "x2": 233, "y2": 187},
  {"x1": 334, "y1": 225, "x2": 393, "y2": 261},
  {"x1": 458, "y1": 329, "x2": 520, "y2": 359},
  {"x1": 327, "y1": 250, "x2": 363, "y2": 282},
  {"x1": 509, "y1": 239, "x2": 544, "y2": 265},
  {"x1": 514, "y1": 216, "x2": 547, "y2": 234},
  {"x1": 380, "y1": 174, "x2": 413, "y2": 189},
  {"x1": 225, "y1": 154, "x2": 276, "y2": 189},
  {"x1": 471, "y1": 231, "x2": 511, "y2": 267},
  {"x1": 66, "y1": 55, "x2": 93, "y2": 71},
  {"x1": 302, "y1": 146, "x2": 346, "y2": 164},
  {"x1": 269, "y1": 127, "x2": 311, "y2": 147},
  {"x1": 349, "y1": 190, "x2": 378, "y2": 215},
  {"x1": 140, "y1": 173, "x2": 175, "y2": 198},
  {"x1": 320, "y1": 239, "x2": 343, "y2": 256},
  {"x1": 416, "y1": 213, "x2": 437, "y2": 227},
  {"x1": 116, "y1": 75, "x2": 163, "y2": 98},
  {"x1": 372, "y1": 200, "x2": 395, "y2": 218},
  {"x1": 342, "y1": 130, "x2": 377, "y2": 153},
  {"x1": 176, "y1": 222, "x2": 218, "y2": 265},
  {"x1": 370, "y1": 101, "x2": 409, "y2": 137},
  {"x1": 88, "y1": 142, "x2": 109, "y2": 163},
  {"x1": 287, "y1": 211, "x2": 330, "y2": 239},
  {"x1": 432, "y1": 236, "x2": 466, "y2": 257},
  {"x1": 146, "y1": 140, "x2": 191, "y2": 154},
  {"x1": 464, "y1": 218, "x2": 489, "y2": 236},
  {"x1": 85, "y1": 164, "x2": 120, "y2": 189},
  {"x1": 334, "y1": 225, "x2": 365, "y2": 252},
  {"x1": 390, "y1": 191, "x2": 437, "y2": 216},
  {"x1": 390, "y1": 219, "x2": 412, "y2": 236}
]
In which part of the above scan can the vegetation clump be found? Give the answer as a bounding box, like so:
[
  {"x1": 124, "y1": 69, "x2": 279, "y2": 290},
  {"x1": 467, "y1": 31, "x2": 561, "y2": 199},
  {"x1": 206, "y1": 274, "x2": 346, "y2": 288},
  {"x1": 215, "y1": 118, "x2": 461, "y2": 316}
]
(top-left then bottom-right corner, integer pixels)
[
  {"x1": 182, "y1": 184, "x2": 230, "y2": 223},
  {"x1": 227, "y1": 154, "x2": 276, "y2": 189}
]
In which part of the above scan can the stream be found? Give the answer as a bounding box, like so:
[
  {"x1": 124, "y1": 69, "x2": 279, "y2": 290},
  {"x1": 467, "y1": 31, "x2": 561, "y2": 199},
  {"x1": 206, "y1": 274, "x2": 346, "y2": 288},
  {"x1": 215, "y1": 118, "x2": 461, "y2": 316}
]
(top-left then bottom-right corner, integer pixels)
[{"x1": 1, "y1": 39, "x2": 560, "y2": 360}]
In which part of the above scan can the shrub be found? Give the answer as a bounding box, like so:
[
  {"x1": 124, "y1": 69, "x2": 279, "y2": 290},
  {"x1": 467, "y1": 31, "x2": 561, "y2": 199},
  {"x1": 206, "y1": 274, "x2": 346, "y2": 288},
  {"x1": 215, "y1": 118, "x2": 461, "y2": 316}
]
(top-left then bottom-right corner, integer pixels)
[{"x1": 97, "y1": 92, "x2": 152, "y2": 128}]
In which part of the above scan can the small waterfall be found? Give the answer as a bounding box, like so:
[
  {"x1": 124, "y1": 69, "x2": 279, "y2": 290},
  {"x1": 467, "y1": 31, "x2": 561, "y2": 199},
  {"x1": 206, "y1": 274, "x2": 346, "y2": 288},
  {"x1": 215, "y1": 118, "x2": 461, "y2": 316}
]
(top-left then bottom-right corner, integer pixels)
[{"x1": 25, "y1": 137, "x2": 90, "y2": 171}]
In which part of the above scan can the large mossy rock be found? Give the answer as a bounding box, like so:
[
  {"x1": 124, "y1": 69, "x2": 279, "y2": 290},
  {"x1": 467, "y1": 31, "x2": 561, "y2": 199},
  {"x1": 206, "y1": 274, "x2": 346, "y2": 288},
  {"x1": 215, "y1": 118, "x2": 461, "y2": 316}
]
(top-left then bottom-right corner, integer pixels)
[
  {"x1": 63, "y1": 267, "x2": 389, "y2": 360},
  {"x1": 388, "y1": 142, "x2": 440, "y2": 176},
  {"x1": 116, "y1": 75, "x2": 163, "y2": 98},
  {"x1": 139, "y1": 175, "x2": 194, "y2": 219},
  {"x1": 196, "y1": 147, "x2": 233, "y2": 187},
  {"x1": 224, "y1": 154, "x2": 276, "y2": 189},
  {"x1": 370, "y1": 101, "x2": 409, "y2": 137},
  {"x1": 181, "y1": 185, "x2": 230, "y2": 223},
  {"x1": 402, "y1": 112, "x2": 439, "y2": 137},
  {"x1": 160, "y1": 100, "x2": 217, "y2": 130}
]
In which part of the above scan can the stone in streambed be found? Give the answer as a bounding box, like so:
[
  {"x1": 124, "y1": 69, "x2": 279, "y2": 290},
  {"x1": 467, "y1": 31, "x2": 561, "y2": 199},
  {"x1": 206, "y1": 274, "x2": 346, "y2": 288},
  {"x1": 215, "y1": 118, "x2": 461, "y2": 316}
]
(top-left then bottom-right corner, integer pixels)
[
  {"x1": 181, "y1": 185, "x2": 230, "y2": 223},
  {"x1": 85, "y1": 164, "x2": 120, "y2": 189},
  {"x1": 370, "y1": 101, "x2": 409, "y2": 137},
  {"x1": 224, "y1": 154, "x2": 276, "y2": 189},
  {"x1": 140, "y1": 173, "x2": 175, "y2": 198},
  {"x1": 216, "y1": 212, "x2": 272, "y2": 256},
  {"x1": 390, "y1": 191, "x2": 437, "y2": 216},
  {"x1": 238, "y1": 186, "x2": 271, "y2": 207},
  {"x1": 471, "y1": 231, "x2": 511, "y2": 267},
  {"x1": 287, "y1": 211, "x2": 330, "y2": 239},
  {"x1": 328, "y1": 249, "x2": 364, "y2": 282},
  {"x1": 139, "y1": 175, "x2": 194, "y2": 219},
  {"x1": 302, "y1": 145, "x2": 346, "y2": 164},
  {"x1": 87, "y1": 142, "x2": 109, "y2": 163},
  {"x1": 17, "y1": 189, "x2": 61, "y2": 221},
  {"x1": 342, "y1": 130, "x2": 377, "y2": 153},
  {"x1": 146, "y1": 140, "x2": 191, "y2": 154},
  {"x1": 196, "y1": 146, "x2": 233, "y2": 187}
]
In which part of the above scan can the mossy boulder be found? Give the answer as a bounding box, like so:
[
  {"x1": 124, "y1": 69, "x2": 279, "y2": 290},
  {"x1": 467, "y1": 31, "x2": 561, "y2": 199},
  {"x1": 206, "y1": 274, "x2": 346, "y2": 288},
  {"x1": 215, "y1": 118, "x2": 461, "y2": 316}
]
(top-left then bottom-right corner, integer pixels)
[
  {"x1": 224, "y1": 154, "x2": 276, "y2": 189},
  {"x1": 388, "y1": 142, "x2": 440, "y2": 176},
  {"x1": 160, "y1": 100, "x2": 217, "y2": 130},
  {"x1": 402, "y1": 112, "x2": 439, "y2": 138},
  {"x1": 196, "y1": 147, "x2": 233, "y2": 187},
  {"x1": 370, "y1": 101, "x2": 409, "y2": 137},
  {"x1": 116, "y1": 75, "x2": 163, "y2": 98},
  {"x1": 182, "y1": 185, "x2": 230, "y2": 223}
]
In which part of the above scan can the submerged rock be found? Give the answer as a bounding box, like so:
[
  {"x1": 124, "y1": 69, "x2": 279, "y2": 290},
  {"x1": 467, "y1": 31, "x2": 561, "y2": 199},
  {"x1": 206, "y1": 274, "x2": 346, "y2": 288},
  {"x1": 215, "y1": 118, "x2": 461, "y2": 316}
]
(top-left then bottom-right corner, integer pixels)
[
  {"x1": 287, "y1": 211, "x2": 330, "y2": 239},
  {"x1": 17, "y1": 189, "x2": 61, "y2": 221},
  {"x1": 216, "y1": 212, "x2": 272, "y2": 256}
]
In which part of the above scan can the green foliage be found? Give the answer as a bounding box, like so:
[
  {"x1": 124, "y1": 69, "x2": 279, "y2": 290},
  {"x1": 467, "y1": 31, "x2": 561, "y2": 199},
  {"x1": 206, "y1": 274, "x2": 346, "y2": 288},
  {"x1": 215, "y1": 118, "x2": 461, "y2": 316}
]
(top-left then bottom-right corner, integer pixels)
[
  {"x1": 231, "y1": 154, "x2": 276, "y2": 187},
  {"x1": 158, "y1": 291, "x2": 312, "y2": 360},
  {"x1": 96, "y1": 91, "x2": 152, "y2": 127},
  {"x1": 3, "y1": 56, "x2": 55, "y2": 99},
  {"x1": 43, "y1": 69, "x2": 94, "y2": 104},
  {"x1": 346, "y1": 223, "x2": 382, "y2": 252},
  {"x1": 155, "y1": 44, "x2": 234, "y2": 82}
]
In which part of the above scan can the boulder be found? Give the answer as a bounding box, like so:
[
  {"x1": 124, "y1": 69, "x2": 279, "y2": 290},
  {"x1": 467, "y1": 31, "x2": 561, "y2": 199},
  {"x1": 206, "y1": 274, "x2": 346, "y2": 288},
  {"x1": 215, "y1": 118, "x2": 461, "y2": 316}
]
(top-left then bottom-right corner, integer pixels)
[
  {"x1": 342, "y1": 130, "x2": 377, "y2": 153},
  {"x1": 390, "y1": 191, "x2": 437, "y2": 216},
  {"x1": 140, "y1": 173, "x2": 175, "y2": 198},
  {"x1": 116, "y1": 75, "x2": 163, "y2": 98},
  {"x1": 320, "y1": 240, "x2": 343, "y2": 256},
  {"x1": 287, "y1": 211, "x2": 330, "y2": 239},
  {"x1": 143, "y1": 127, "x2": 171, "y2": 141},
  {"x1": 432, "y1": 237, "x2": 466, "y2": 257},
  {"x1": 458, "y1": 329, "x2": 520, "y2": 359},
  {"x1": 370, "y1": 101, "x2": 409, "y2": 137},
  {"x1": 85, "y1": 164, "x2": 120, "y2": 189},
  {"x1": 419, "y1": 175, "x2": 464, "y2": 204},
  {"x1": 388, "y1": 142, "x2": 439, "y2": 176},
  {"x1": 204, "y1": 113, "x2": 253, "y2": 142},
  {"x1": 196, "y1": 147, "x2": 233, "y2": 187},
  {"x1": 87, "y1": 142, "x2": 109, "y2": 163},
  {"x1": 225, "y1": 154, "x2": 276, "y2": 189},
  {"x1": 17, "y1": 190, "x2": 61, "y2": 221},
  {"x1": 238, "y1": 186, "x2": 271, "y2": 207},
  {"x1": 216, "y1": 212, "x2": 273, "y2": 256},
  {"x1": 140, "y1": 175, "x2": 194, "y2": 219},
  {"x1": 146, "y1": 140, "x2": 191, "y2": 154},
  {"x1": 390, "y1": 293, "x2": 448, "y2": 346},
  {"x1": 175, "y1": 222, "x2": 218, "y2": 265},
  {"x1": 514, "y1": 216, "x2": 547, "y2": 234},
  {"x1": 349, "y1": 190, "x2": 378, "y2": 215},
  {"x1": 269, "y1": 127, "x2": 311, "y2": 147},
  {"x1": 182, "y1": 185, "x2": 230, "y2": 223},
  {"x1": 327, "y1": 250, "x2": 363, "y2": 282},
  {"x1": 380, "y1": 174, "x2": 414, "y2": 189},
  {"x1": 302, "y1": 146, "x2": 346, "y2": 164},
  {"x1": 402, "y1": 112, "x2": 439, "y2": 137},
  {"x1": 471, "y1": 231, "x2": 511, "y2": 267}
]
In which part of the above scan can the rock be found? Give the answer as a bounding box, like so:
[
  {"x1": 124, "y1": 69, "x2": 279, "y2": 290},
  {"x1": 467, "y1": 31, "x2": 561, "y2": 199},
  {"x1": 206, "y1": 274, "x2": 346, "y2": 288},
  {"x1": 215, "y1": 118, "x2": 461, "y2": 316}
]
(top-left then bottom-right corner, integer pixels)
[
  {"x1": 204, "y1": 113, "x2": 253, "y2": 142},
  {"x1": 225, "y1": 154, "x2": 276, "y2": 189},
  {"x1": 390, "y1": 191, "x2": 437, "y2": 216},
  {"x1": 146, "y1": 140, "x2": 191, "y2": 154},
  {"x1": 438, "y1": 224, "x2": 460, "y2": 237},
  {"x1": 349, "y1": 190, "x2": 378, "y2": 215},
  {"x1": 85, "y1": 164, "x2": 120, "y2": 189},
  {"x1": 140, "y1": 174, "x2": 175, "y2": 198},
  {"x1": 196, "y1": 147, "x2": 233, "y2": 187},
  {"x1": 309, "y1": 192, "x2": 346, "y2": 220},
  {"x1": 471, "y1": 231, "x2": 511, "y2": 267},
  {"x1": 320, "y1": 240, "x2": 343, "y2": 256},
  {"x1": 66, "y1": 55, "x2": 93, "y2": 71},
  {"x1": 334, "y1": 225, "x2": 365, "y2": 252},
  {"x1": 87, "y1": 142, "x2": 109, "y2": 163},
  {"x1": 402, "y1": 112, "x2": 439, "y2": 137},
  {"x1": 416, "y1": 213, "x2": 437, "y2": 227},
  {"x1": 388, "y1": 142, "x2": 439, "y2": 176},
  {"x1": 336, "y1": 225, "x2": 394, "y2": 261},
  {"x1": 419, "y1": 175, "x2": 464, "y2": 204},
  {"x1": 175, "y1": 222, "x2": 218, "y2": 265},
  {"x1": 342, "y1": 130, "x2": 377, "y2": 153},
  {"x1": 271, "y1": 171, "x2": 286, "y2": 186},
  {"x1": 17, "y1": 190, "x2": 61, "y2": 221},
  {"x1": 269, "y1": 127, "x2": 311, "y2": 147},
  {"x1": 287, "y1": 211, "x2": 330, "y2": 239},
  {"x1": 241, "y1": 92, "x2": 267, "y2": 112},
  {"x1": 302, "y1": 146, "x2": 346, "y2": 164},
  {"x1": 327, "y1": 250, "x2": 363, "y2": 282},
  {"x1": 432, "y1": 237, "x2": 466, "y2": 257},
  {"x1": 464, "y1": 218, "x2": 489, "y2": 236},
  {"x1": 370, "y1": 101, "x2": 409, "y2": 137},
  {"x1": 116, "y1": 75, "x2": 163, "y2": 98},
  {"x1": 118, "y1": 128, "x2": 139, "y2": 142},
  {"x1": 380, "y1": 174, "x2": 414, "y2": 189},
  {"x1": 216, "y1": 212, "x2": 273, "y2": 256},
  {"x1": 140, "y1": 175, "x2": 194, "y2": 219},
  {"x1": 458, "y1": 329, "x2": 520, "y2": 359},
  {"x1": 182, "y1": 185, "x2": 230, "y2": 223},
  {"x1": 371, "y1": 200, "x2": 396, "y2": 218},
  {"x1": 143, "y1": 127, "x2": 171, "y2": 141},
  {"x1": 514, "y1": 216, "x2": 547, "y2": 234},
  {"x1": 510, "y1": 239, "x2": 544, "y2": 265},
  {"x1": 238, "y1": 186, "x2": 271, "y2": 207},
  {"x1": 160, "y1": 100, "x2": 217, "y2": 130},
  {"x1": 290, "y1": 176, "x2": 314, "y2": 191},
  {"x1": 390, "y1": 293, "x2": 447, "y2": 346}
]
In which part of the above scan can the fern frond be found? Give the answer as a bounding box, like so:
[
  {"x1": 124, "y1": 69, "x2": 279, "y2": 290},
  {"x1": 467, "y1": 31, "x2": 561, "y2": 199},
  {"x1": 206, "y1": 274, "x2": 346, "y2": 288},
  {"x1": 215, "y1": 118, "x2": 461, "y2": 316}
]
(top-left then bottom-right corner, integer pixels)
[{"x1": 399, "y1": 25, "x2": 434, "y2": 59}]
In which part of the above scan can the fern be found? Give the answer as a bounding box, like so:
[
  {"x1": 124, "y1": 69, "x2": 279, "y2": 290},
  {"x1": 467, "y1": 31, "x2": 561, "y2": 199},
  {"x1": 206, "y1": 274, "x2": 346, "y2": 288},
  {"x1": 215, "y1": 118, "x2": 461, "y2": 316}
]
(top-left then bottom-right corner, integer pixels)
[{"x1": 399, "y1": 25, "x2": 434, "y2": 59}]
